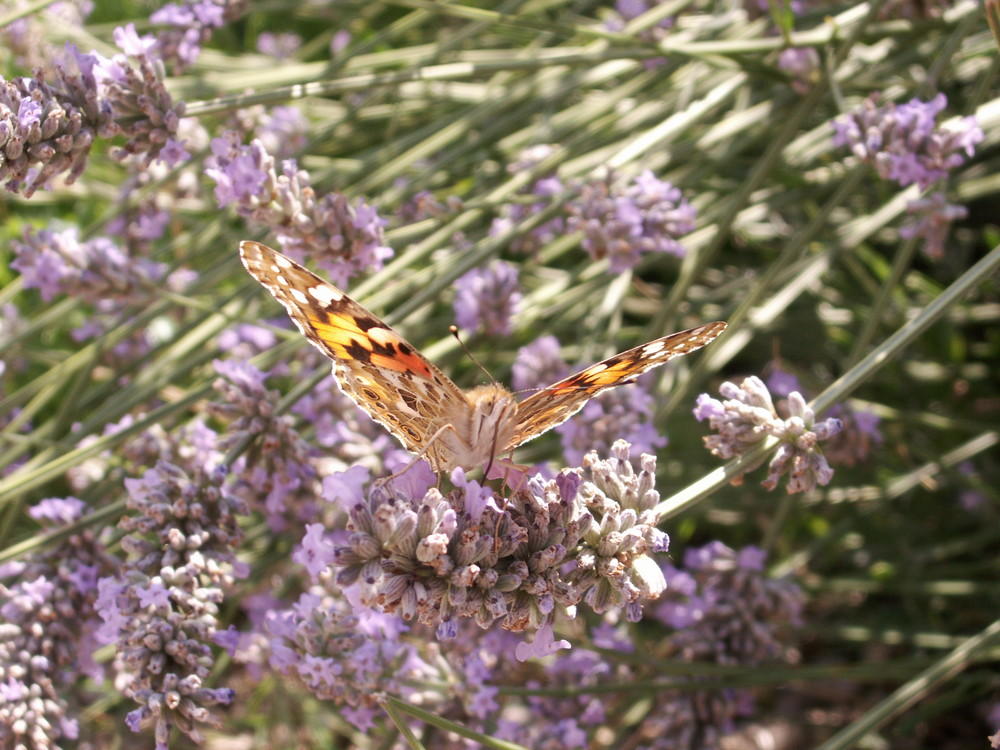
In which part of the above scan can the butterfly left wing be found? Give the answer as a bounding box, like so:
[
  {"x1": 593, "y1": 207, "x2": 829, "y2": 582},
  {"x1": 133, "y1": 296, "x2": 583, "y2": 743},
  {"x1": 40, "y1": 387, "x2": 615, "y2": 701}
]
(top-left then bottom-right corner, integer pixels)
[
  {"x1": 507, "y1": 321, "x2": 727, "y2": 450},
  {"x1": 239, "y1": 241, "x2": 471, "y2": 466}
]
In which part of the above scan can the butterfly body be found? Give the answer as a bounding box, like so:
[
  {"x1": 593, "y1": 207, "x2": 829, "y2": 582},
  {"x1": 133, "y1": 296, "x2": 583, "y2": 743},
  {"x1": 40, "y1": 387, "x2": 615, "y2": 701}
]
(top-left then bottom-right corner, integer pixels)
[{"x1": 239, "y1": 240, "x2": 726, "y2": 472}]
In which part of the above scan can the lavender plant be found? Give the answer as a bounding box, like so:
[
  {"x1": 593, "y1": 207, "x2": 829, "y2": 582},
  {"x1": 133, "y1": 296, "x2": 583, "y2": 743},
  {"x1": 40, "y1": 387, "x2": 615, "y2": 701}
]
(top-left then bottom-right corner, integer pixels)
[{"x1": 2, "y1": 1, "x2": 998, "y2": 748}]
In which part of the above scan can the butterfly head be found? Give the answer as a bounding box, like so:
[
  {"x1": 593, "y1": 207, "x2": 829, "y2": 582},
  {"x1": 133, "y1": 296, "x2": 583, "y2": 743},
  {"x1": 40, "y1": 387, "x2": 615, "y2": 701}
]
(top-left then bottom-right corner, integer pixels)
[
  {"x1": 455, "y1": 384, "x2": 519, "y2": 467},
  {"x1": 465, "y1": 383, "x2": 518, "y2": 424}
]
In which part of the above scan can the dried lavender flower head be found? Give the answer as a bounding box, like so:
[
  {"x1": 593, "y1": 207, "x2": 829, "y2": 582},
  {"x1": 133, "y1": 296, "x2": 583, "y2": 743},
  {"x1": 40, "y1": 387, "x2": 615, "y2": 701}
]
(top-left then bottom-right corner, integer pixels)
[
  {"x1": 695, "y1": 376, "x2": 842, "y2": 493},
  {"x1": 327, "y1": 440, "x2": 672, "y2": 638}
]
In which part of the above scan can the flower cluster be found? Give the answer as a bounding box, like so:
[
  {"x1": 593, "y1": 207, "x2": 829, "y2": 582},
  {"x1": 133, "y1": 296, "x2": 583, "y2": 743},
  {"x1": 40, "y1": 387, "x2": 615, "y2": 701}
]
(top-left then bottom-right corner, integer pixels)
[
  {"x1": 824, "y1": 403, "x2": 883, "y2": 467},
  {"x1": 832, "y1": 93, "x2": 982, "y2": 257},
  {"x1": 899, "y1": 191, "x2": 968, "y2": 259},
  {"x1": 331, "y1": 440, "x2": 669, "y2": 632},
  {"x1": 511, "y1": 335, "x2": 569, "y2": 393},
  {"x1": 695, "y1": 376, "x2": 842, "y2": 493},
  {"x1": 478, "y1": 627, "x2": 605, "y2": 748},
  {"x1": 265, "y1": 592, "x2": 430, "y2": 731},
  {"x1": 291, "y1": 374, "x2": 414, "y2": 476},
  {"x1": 565, "y1": 169, "x2": 696, "y2": 272},
  {"x1": 0, "y1": 46, "x2": 114, "y2": 196},
  {"x1": 489, "y1": 144, "x2": 566, "y2": 255},
  {"x1": 559, "y1": 375, "x2": 667, "y2": 468},
  {"x1": 833, "y1": 94, "x2": 984, "y2": 189},
  {"x1": 658, "y1": 543, "x2": 803, "y2": 663},
  {"x1": 453, "y1": 260, "x2": 521, "y2": 337},
  {"x1": 208, "y1": 360, "x2": 317, "y2": 520},
  {"x1": 10, "y1": 226, "x2": 167, "y2": 304},
  {"x1": 205, "y1": 134, "x2": 393, "y2": 284},
  {"x1": 0, "y1": 497, "x2": 117, "y2": 750},
  {"x1": 1, "y1": 21, "x2": 190, "y2": 196},
  {"x1": 642, "y1": 543, "x2": 803, "y2": 748},
  {"x1": 151, "y1": 0, "x2": 248, "y2": 71},
  {"x1": 95, "y1": 25, "x2": 190, "y2": 167},
  {"x1": 105, "y1": 115, "x2": 207, "y2": 255},
  {"x1": 252, "y1": 105, "x2": 309, "y2": 159},
  {"x1": 69, "y1": 415, "x2": 223, "y2": 494},
  {"x1": 0, "y1": 0, "x2": 93, "y2": 70},
  {"x1": 778, "y1": 47, "x2": 821, "y2": 94},
  {"x1": 98, "y1": 461, "x2": 246, "y2": 747}
]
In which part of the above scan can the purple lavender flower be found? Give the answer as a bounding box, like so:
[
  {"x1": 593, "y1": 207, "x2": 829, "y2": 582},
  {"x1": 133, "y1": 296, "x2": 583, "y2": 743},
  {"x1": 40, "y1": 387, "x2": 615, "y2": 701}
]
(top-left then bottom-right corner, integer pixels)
[
  {"x1": 695, "y1": 376, "x2": 842, "y2": 493},
  {"x1": 217, "y1": 322, "x2": 279, "y2": 360},
  {"x1": 511, "y1": 335, "x2": 569, "y2": 392},
  {"x1": 0, "y1": 46, "x2": 114, "y2": 196},
  {"x1": 209, "y1": 359, "x2": 318, "y2": 521},
  {"x1": 69, "y1": 416, "x2": 222, "y2": 494},
  {"x1": 559, "y1": 375, "x2": 667, "y2": 468},
  {"x1": 331, "y1": 29, "x2": 352, "y2": 55},
  {"x1": 825, "y1": 403, "x2": 883, "y2": 466},
  {"x1": 291, "y1": 374, "x2": 414, "y2": 476},
  {"x1": 900, "y1": 191, "x2": 968, "y2": 259},
  {"x1": 10, "y1": 227, "x2": 167, "y2": 304},
  {"x1": 490, "y1": 145, "x2": 566, "y2": 255},
  {"x1": 644, "y1": 542, "x2": 803, "y2": 748},
  {"x1": 205, "y1": 134, "x2": 393, "y2": 283},
  {"x1": 766, "y1": 367, "x2": 802, "y2": 398},
  {"x1": 92, "y1": 24, "x2": 189, "y2": 167},
  {"x1": 1, "y1": 26, "x2": 190, "y2": 196},
  {"x1": 0, "y1": 1, "x2": 93, "y2": 70},
  {"x1": 0, "y1": 497, "x2": 116, "y2": 749},
  {"x1": 659, "y1": 542, "x2": 803, "y2": 663},
  {"x1": 264, "y1": 592, "x2": 431, "y2": 728},
  {"x1": 101, "y1": 461, "x2": 245, "y2": 746},
  {"x1": 574, "y1": 441, "x2": 670, "y2": 618},
  {"x1": 453, "y1": 260, "x2": 521, "y2": 336},
  {"x1": 330, "y1": 441, "x2": 669, "y2": 632},
  {"x1": 257, "y1": 32, "x2": 302, "y2": 59},
  {"x1": 565, "y1": 169, "x2": 695, "y2": 272},
  {"x1": 254, "y1": 105, "x2": 309, "y2": 159},
  {"x1": 832, "y1": 93, "x2": 984, "y2": 190},
  {"x1": 778, "y1": 47, "x2": 821, "y2": 94},
  {"x1": 151, "y1": 0, "x2": 248, "y2": 71}
]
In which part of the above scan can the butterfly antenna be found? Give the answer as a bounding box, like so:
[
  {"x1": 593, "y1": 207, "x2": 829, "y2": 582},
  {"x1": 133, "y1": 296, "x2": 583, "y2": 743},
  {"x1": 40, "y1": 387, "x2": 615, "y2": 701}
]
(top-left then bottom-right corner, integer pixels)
[{"x1": 450, "y1": 325, "x2": 497, "y2": 384}]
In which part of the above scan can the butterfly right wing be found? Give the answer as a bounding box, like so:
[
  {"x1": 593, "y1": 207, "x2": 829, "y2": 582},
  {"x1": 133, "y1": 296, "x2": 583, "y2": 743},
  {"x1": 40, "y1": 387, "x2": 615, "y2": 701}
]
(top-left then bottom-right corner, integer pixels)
[
  {"x1": 509, "y1": 321, "x2": 727, "y2": 450},
  {"x1": 239, "y1": 241, "x2": 470, "y2": 463}
]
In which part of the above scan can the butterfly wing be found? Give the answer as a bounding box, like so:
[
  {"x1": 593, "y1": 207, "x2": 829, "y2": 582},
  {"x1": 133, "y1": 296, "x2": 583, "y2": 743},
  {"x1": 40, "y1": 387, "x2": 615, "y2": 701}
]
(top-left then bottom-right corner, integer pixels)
[
  {"x1": 508, "y1": 321, "x2": 727, "y2": 450},
  {"x1": 239, "y1": 241, "x2": 470, "y2": 462}
]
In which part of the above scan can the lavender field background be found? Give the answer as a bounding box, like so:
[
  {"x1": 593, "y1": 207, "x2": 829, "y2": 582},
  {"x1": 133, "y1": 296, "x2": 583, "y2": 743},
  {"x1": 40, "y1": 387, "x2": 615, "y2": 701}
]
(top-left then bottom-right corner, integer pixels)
[{"x1": 1, "y1": 0, "x2": 999, "y2": 748}]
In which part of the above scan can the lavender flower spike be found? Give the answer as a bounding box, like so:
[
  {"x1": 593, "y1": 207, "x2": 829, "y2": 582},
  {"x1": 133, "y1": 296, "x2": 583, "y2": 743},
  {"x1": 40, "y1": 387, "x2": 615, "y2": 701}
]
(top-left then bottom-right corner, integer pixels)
[
  {"x1": 695, "y1": 376, "x2": 842, "y2": 493},
  {"x1": 0, "y1": 46, "x2": 113, "y2": 196},
  {"x1": 101, "y1": 462, "x2": 246, "y2": 746}
]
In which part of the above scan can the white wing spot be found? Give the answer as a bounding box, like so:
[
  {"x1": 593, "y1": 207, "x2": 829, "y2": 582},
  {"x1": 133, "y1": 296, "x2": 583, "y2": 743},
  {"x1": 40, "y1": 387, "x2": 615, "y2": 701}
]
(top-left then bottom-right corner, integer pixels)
[
  {"x1": 309, "y1": 285, "x2": 342, "y2": 304},
  {"x1": 643, "y1": 341, "x2": 665, "y2": 355},
  {"x1": 290, "y1": 288, "x2": 309, "y2": 305},
  {"x1": 274, "y1": 255, "x2": 292, "y2": 269}
]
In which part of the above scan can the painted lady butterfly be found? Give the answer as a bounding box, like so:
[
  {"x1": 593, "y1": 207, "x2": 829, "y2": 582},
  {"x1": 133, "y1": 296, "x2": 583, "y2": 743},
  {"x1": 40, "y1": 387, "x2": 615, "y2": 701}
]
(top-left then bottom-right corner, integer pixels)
[{"x1": 240, "y1": 241, "x2": 726, "y2": 473}]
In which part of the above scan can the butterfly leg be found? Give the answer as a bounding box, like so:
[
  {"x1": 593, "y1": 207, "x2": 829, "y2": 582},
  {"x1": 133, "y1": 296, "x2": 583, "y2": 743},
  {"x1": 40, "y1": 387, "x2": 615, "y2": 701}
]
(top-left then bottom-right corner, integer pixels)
[{"x1": 372, "y1": 422, "x2": 460, "y2": 489}]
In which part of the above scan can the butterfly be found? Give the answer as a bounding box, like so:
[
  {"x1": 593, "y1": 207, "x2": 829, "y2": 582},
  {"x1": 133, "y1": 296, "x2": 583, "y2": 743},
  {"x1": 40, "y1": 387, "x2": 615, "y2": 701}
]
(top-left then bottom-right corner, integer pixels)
[{"x1": 239, "y1": 240, "x2": 726, "y2": 473}]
